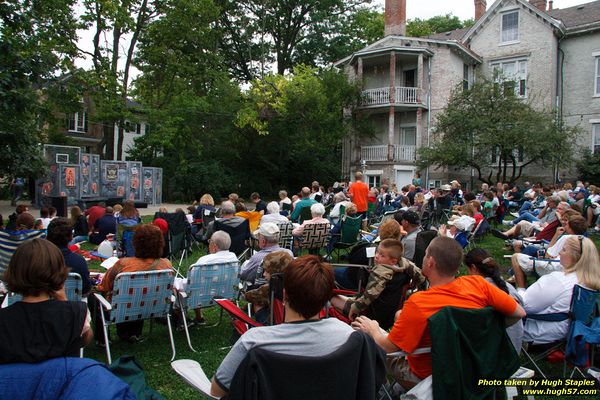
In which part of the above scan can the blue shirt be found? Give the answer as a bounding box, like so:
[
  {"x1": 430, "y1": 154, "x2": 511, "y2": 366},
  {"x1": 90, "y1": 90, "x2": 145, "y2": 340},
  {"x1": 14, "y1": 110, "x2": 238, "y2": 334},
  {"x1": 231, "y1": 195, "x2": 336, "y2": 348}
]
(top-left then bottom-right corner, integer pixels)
[{"x1": 60, "y1": 247, "x2": 91, "y2": 295}]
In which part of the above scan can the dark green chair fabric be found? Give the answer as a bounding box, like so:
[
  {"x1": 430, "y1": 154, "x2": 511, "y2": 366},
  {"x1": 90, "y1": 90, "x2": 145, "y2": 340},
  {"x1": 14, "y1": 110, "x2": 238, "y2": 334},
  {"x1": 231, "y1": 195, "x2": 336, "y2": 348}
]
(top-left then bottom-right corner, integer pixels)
[{"x1": 429, "y1": 306, "x2": 520, "y2": 400}]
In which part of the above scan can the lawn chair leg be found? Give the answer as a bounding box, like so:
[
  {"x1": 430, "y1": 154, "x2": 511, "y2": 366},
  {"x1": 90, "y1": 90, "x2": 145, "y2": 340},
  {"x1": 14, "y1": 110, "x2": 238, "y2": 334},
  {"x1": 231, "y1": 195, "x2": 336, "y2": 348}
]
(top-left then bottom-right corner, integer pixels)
[
  {"x1": 167, "y1": 311, "x2": 177, "y2": 362},
  {"x1": 521, "y1": 346, "x2": 547, "y2": 379},
  {"x1": 99, "y1": 309, "x2": 112, "y2": 365},
  {"x1": 178, "y1": 293, "x2": 197, "y2": 352}
]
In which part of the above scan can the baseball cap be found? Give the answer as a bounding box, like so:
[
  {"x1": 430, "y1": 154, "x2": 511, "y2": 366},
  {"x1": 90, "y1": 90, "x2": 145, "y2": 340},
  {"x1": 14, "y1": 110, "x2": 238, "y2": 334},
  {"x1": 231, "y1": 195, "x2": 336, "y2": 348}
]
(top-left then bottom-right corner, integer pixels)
[{"x1": 253, "y1": 222, "x2": 280, "y2": 238}]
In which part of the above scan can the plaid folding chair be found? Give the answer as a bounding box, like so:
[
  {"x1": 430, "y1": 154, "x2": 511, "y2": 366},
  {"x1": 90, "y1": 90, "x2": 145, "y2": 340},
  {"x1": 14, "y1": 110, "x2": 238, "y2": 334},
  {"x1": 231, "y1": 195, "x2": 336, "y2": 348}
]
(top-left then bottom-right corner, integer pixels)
[
  {"x1": 175, "y1": 261, "x2": 240, "y2": 351},
  {"x1": 93, "y1": 269, "x2": 176, "y2": 364},
  {"x1": 299, "y1": 223, "x2": 330, "y2": 256},
  {"x1": 3, "y1": 273, "x2": 83, "y2": 306},
  {"x1": 276, "y1": 222, "x2": 294, "y2": 250}
]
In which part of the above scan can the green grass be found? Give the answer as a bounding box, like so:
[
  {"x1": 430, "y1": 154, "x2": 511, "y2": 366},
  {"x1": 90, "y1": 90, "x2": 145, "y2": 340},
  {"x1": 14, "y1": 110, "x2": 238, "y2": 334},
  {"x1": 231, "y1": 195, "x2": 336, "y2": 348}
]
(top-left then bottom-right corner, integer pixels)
[{"x1": 78, "y1": 219, "x2": 600, "y2": 399}]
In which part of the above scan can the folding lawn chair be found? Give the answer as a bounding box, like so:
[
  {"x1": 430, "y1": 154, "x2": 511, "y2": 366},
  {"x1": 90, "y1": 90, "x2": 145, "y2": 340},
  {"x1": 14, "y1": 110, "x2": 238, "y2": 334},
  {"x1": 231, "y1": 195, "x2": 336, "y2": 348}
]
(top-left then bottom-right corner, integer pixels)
[
  {"x1": 214, "y1": 219, "x2": 251, "y2": 260},
  {"x1": 381, "y1": 306, "x2": 534, "y2": 400},
  {"x1": 327, "y1": 215, "x2": 363, "y2": 262},
  {"x1": 116, "y1": 224, "x2": 137, "y2": 257},
  {"x1": 3, "y1": 272, "x2": 83, "y2": 307},
  {"x1": 154, "y1": 211, "x2": 189, "y2": 266},
  {"x1": 175, "y1": 261, "x2": 240, "y2": 351},
  {"x1": 298, "y1": 222, "x2": 330, "y2": 256},
  {"x1": 299, "y1": 205, "x2": 313, "y2": 223},
  {"x1": 93, "y1": 269, "x2": 176, "y2": 364},
  {"x1": 521, "y1": 284, "x2": 599, "y2": 379},
  {"x1": 412, "y1": 230, "x2": 437, "y2": 268},
  {"x1": 276, "y1": 222, "x2": 294, "y2": 250},
  {"x1": 214, "y1": 297, "x2": 263, "y2": 336}
]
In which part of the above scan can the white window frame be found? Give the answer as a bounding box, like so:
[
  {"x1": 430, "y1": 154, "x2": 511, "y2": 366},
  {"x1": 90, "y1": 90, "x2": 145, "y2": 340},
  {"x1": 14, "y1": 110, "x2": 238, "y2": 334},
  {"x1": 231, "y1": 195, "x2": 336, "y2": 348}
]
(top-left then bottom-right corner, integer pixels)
[
  {"x1": 593, "y1": 123, "x2": 600, "y2": 154},
  {"x1": 491, "y1": 58, "x2": 528, "y2": 98},
  {"x1": 68, "y1": 111, "x2": 87, "y2": 133},
  {"x1": 500, "y1": 10, "x2": 519, "y2": 44},
  {"x1": 366, "y1": 173, "x2": 382, "y2": 189},
  {"x1": 594, "y1": 55, "x2": 600, "y2": 97}
]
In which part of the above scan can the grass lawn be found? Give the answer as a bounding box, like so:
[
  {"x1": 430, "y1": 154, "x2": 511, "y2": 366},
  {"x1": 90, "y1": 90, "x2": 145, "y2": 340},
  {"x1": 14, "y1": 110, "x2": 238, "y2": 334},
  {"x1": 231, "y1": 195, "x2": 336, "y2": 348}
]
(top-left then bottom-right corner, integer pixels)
[{"x1": 80, "y1": 217, "x2": 600, "y2": 400}]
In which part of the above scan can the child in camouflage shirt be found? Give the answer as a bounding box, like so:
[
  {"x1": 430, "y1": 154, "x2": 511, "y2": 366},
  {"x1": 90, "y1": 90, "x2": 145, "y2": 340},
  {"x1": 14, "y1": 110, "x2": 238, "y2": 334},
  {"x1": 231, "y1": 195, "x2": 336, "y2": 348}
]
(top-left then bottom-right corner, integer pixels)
[{"x1": 331, "y1": 239, "x2": 425, "y2": 323}]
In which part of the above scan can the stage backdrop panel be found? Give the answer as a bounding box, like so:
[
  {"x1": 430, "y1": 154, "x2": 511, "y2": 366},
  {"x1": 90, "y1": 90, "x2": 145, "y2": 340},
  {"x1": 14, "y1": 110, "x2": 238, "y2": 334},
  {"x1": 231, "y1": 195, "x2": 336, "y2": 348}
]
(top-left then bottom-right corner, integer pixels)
[
  {"x1": 100, "y1": 161, "x2": 128, "y2": 199},
  {"x1": 126, "y1": 161, "x2": 142, "y2": 202},
  {"x1": 142, "y1": 167, "x2": 155, "y2": 205},
  {"x1": 80, "y1": 153, "x2": 92, "y2": 197},
  {"x1": 41, "y1": 145, "x2": 82, "y2": 198},
  {"x1": 90, "y1": 154, "x2": 100, "y2": 196},
  {"x1": 58, "y1": 164, "x2": 81, "y2": 206},
  {"x1": 154, "y1": 168, "x2": 163, "y2": 206}
]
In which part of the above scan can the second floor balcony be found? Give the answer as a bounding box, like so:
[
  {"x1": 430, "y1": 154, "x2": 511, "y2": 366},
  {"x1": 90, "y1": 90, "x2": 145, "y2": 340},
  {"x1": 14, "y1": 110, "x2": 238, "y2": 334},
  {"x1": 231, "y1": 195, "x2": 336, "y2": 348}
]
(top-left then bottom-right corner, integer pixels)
[
  {"x1": 360, "y1": 145, "x2": 416, "y2": 163},
  {"x1": 360, "y1": 87, "x2": 426, "y2": 108}
]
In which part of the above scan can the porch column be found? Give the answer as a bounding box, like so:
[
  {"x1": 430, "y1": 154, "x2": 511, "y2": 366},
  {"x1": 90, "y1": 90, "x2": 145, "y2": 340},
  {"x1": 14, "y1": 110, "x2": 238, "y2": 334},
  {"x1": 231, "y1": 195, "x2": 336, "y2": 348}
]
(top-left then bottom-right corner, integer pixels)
[
  {"x1": 388, "y1": 52, "x2": 396, "y2": 161},
  {"x1": 416, "y1": 108, "x2": 422, "y2": 163},
  {"x1": 357, "y1": 57, "x2": 363, "y2": 84},
  {"x1": 417, "y1": 54, "x2": 424, "y2": 103}
]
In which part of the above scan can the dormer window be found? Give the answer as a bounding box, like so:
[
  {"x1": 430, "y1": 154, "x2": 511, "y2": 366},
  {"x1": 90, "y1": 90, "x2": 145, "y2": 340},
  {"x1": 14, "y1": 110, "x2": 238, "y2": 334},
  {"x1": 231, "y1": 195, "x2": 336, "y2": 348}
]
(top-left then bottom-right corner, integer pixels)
[{"x1": 501, "y1": 11, "x2": 519, "y2": 44}]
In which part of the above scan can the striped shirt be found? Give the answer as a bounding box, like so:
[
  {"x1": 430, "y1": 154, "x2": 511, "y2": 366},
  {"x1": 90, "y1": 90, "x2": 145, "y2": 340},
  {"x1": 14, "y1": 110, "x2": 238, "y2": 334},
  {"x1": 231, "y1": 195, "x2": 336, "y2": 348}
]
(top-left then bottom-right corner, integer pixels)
[{"x1": 0, "y1": 230, "x2": 46, "y2": 275}]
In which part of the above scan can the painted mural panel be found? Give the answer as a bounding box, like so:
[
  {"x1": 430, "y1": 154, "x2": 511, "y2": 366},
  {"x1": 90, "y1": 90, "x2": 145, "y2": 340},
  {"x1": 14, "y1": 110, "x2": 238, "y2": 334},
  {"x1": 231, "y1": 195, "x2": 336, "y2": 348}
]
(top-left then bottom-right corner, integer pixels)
[
  {"x1": 41, "y1": 145, "x2": 82, "y2": 198},
  {"x1": 142, "y1": 167, "x2": 155, "y2": 204},
  {"x1": 58, "y1": 165, "x2": 81, "y2": 206},
  {"x1": 154, "y1": 168, "x2": 163, "y2": 206},
  {"x1": 90, "y1": 154, "x2": 100, "y2": 196},
  {"x1": 126, "y1": 161, "x2": 142, "y2": 202},
  {"x1": 100, "y1": 160, "x2": 128, "y2": 199}
]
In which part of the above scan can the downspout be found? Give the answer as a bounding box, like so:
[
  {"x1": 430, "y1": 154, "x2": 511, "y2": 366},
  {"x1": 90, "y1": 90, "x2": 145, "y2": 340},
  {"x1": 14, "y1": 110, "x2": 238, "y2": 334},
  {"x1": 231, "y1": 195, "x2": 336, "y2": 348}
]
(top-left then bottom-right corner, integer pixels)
[
  {"x1": 425, "y1": 56, "x2": 432, "y2": 188},
  {"x1": 554, "y1": 35, "x2": 565, "y2": 183}
]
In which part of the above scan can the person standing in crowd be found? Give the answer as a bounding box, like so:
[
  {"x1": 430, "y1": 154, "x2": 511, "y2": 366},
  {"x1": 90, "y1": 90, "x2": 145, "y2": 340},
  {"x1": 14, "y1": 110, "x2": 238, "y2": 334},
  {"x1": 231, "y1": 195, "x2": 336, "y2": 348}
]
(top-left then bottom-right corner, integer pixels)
[{"x1": 348, "y1": 172, "x2": 369, "y2": 229}]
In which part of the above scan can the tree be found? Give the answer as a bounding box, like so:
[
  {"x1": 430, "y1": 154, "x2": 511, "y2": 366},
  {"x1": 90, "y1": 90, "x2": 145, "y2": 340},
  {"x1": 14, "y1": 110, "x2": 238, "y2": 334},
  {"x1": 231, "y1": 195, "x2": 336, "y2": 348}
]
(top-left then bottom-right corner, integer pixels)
[
  {"x1": 419, "y1": 77, "x2": 580, "y2": 185},
  {"x1": 79, "y1": 0, "x2": 157, "y2": 160},
  {"x1": 0, "y1": 0, "x2": 79, "y2": 178},
  {"x1": 216, "y1": 0, "x2": 373, "y2": 81},
  {"x1": 577, "y1": 150, "x2": 600, "y2": 185},
  {"x1": 407, "y1": 14, "x2": 473, "y2": 37}
]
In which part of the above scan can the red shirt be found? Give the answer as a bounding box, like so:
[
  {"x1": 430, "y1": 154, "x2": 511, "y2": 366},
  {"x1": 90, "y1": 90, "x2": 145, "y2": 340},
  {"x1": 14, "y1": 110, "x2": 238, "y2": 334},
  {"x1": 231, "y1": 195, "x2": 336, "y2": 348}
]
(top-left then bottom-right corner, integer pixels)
[{"x1": 86, "y1": 205, "x2": 106, "y2": 229}]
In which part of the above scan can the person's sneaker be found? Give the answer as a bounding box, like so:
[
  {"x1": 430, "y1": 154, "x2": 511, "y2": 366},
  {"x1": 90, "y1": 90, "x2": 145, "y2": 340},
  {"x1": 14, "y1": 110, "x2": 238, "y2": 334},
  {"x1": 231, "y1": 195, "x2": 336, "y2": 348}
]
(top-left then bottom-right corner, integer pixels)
[
  {"x1": 502, "y1": 220, "x2": 513, "y2": 226},
  {"x1": 510, "y1": 212, "x2": 520, "y2": 218},
  {"x1": 127, "y1": 335, "x2": 146, "y2": 344},
  {"x1": 491, "y1": 229, "x2": 509, "y2": 240}
]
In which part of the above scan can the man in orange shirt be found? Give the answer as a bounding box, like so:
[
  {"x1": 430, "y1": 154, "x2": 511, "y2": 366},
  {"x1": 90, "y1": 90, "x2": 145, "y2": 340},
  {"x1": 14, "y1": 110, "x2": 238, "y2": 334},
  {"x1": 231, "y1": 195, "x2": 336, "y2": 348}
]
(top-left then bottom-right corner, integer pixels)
[
  {"x1": 352, "y1": 237, "x2": 525, "y2": 390},
  {"x1": 348, "y1": 172, "x2": 369, "y2": 228}
]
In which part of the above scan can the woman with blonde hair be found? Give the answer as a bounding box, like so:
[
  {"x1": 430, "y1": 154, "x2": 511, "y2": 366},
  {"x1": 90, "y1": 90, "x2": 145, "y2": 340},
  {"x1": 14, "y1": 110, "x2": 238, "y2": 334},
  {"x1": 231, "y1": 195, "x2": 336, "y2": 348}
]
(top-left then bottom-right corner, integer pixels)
[{"x1": 522, "y1": 236, "x2": 600, "y2": 345}]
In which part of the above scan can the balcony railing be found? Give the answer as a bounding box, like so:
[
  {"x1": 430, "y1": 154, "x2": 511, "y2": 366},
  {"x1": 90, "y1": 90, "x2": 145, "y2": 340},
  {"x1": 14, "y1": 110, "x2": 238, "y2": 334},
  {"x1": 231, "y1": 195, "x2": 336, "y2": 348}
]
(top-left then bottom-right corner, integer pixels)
[
  {"x1": 361, "y1": 87, "x2": 423, "y2": 107},
  {"x1": 361, "y1": 145, "x2": 416, "y2": 162}
]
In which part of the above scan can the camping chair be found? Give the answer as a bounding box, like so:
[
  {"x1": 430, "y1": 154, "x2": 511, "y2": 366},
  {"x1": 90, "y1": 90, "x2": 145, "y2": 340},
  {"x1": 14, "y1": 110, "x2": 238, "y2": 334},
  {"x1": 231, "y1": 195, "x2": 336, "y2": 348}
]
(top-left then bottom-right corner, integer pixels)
[
  {"x1": 214, "y1": 219, "x2": 251, "y2": 260},
  {"x1": 3, "y1": 272, "x2": 83, "y2": 307},
  {"x1": 172, "y1": 330, "x2": 385, "y2": 400},
  {"x1": 214, "y1": 297, "x2": 263, "y2": 336},
  {"x1": 297, "y1": 205, "x2": 312, "y2": 224},
  {"x1": 464, "y1": 220, "x2": 486, "y2": 251},
  {"x1": 298, "y1": 222, "x2": 330, "y2": 256},
  {"x1": 382, "y1": 307, "x2": 533, "y2": 400},
  {"x1": 412, "y1": 230, "x2": 437, "y2": 268},
  {"x1": 327, "y1": 215, "x2": 363, "y2": 262},
  {"x1": 276, "y1": 222, "x2": 294, "y2": 250},
  {"x1": 174, "y1": 261, "x2": 240, "y2": 351},
  {"x1": 154, "y1": 211, "x2": 189, "y2": 268},
  {"x1": 93, "y1": 269, "x2": 176, "y2": 364},
  {"x1": 236, "y1": 211, "x2": 262, "y2": 233},
  {"x1": 521, "y1": 284, "x2": 599, "y2": 379},
  {"x1": 280, "y1": 202, "x2": 292, "y2": 216},
  {"x1": 116, "y1": 224, "x2": 137, "y2": 257}
]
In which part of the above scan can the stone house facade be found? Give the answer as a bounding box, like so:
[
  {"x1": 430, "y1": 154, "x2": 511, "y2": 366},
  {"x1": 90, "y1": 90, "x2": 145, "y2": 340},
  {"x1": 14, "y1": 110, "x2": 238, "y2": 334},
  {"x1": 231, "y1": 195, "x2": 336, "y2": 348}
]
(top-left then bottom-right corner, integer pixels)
[{"x1": 336, "y1": 0, "x2": 600, "y2": 189}]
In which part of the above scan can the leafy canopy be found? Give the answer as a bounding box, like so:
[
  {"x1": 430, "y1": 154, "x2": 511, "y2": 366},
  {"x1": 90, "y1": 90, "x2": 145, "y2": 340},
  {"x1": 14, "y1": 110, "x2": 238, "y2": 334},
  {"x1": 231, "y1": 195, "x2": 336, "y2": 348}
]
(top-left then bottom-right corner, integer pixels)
[{"x1": 419, "y1": 77, "x2": 580, "y2": 185}]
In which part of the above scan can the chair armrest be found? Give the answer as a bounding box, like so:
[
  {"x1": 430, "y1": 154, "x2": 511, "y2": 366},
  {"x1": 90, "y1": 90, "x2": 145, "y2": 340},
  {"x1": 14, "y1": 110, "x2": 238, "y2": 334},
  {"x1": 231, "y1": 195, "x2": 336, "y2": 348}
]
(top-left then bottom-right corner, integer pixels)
[
  {"x1": 330, "y1": 263, "x2": 370, "y2": 270},
  {"x1": 93, "y1": 292, "x2": 112, "y2": 311},
  {"x1": 171, "y1": 359, "x2": 219, "y2": 399}
]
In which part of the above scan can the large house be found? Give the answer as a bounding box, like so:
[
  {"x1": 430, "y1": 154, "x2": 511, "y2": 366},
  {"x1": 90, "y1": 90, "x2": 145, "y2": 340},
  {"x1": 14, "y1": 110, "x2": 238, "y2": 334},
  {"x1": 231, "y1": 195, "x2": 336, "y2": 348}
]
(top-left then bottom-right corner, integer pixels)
[
  {"x1": 336, "y1": 0, "x2": 600, "y2": 189},
  {"x1": 62, "y1": 94, "x2": 147, "y2": 161}
]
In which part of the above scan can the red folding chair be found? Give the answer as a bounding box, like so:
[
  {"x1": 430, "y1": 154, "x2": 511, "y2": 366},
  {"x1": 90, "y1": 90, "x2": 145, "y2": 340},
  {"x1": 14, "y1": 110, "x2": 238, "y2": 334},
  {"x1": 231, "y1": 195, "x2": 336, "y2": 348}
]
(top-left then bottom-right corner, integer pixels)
[{"x1": 214, "y1": 297, "x2": 262, "y2": 336}]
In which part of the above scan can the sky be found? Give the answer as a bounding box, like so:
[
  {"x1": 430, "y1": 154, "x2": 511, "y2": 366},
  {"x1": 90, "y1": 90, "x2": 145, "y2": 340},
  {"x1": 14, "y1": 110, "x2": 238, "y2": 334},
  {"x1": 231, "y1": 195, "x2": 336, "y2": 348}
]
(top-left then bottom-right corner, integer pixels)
[
  {"x1": 372, "y1": 0, "x2": 595, "y2": 20},
  {"x1": 74, "y1": 0, "x2": 596, "y2": 77}
]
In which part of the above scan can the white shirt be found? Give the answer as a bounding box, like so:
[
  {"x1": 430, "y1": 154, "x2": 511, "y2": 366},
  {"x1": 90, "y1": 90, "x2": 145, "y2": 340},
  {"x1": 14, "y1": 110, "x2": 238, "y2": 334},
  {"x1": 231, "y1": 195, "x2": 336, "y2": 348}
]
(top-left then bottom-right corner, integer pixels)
[
  {"x1": 522, "y1": 271, "x2": 578, "y2": 344},
  {"x1": 174, "y1": 250, "x2": 238, "y2": 291},
  {"x1": 260, "y1": 213, "x2": 290, "y2": 225}
]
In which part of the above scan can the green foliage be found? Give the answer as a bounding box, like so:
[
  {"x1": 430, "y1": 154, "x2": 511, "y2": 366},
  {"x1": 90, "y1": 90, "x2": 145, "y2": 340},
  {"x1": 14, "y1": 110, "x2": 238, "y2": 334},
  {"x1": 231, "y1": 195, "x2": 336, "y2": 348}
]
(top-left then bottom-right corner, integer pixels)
[
  {"x1": 407, "y1": 13, "x2": 471, "y2": 37},
  {"x1": 0, "y1": 0, "x2": 79, "y2": 178},
  {"x1": 216, "y1": 0, "x2": 374, "y2": 81},
  {"x1": 419, "y1": 77, "x2": 580, "y2": 185},
  {"x1": 576, "y1": 150, "x2": 600, "y2": 185}
]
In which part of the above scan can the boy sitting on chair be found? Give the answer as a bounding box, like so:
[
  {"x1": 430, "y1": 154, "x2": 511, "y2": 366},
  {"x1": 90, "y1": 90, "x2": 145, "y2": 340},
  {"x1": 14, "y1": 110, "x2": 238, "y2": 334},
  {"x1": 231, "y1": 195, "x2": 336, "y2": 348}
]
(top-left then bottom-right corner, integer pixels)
[{"x1": 331, "y1": 239, "x2": 424, "y2": 329}]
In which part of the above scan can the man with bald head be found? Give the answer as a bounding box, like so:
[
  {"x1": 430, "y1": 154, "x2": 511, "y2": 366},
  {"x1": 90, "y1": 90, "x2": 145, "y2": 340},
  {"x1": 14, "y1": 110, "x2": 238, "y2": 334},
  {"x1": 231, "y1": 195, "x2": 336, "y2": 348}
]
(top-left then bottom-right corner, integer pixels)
[{"x1": 290, "y1": 187, "x2": 317, "y2": 223}]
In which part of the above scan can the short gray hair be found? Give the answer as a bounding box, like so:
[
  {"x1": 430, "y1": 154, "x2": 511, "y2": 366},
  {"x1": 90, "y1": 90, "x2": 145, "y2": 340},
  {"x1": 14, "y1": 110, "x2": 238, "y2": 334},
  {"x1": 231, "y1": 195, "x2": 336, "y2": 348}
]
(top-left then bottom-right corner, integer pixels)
[
  {"x1": 221, "y1": 200, "x2": 236, "y2": 215},
  {"x1": 311, "y1": 203, "x2": 325, "y2": 217},
  {"x1": 211, "y1": 230, "x2": 231, "y2": 251},
  {"x1": 266, "y1": 201, "x2": 280, "y2": 214}
]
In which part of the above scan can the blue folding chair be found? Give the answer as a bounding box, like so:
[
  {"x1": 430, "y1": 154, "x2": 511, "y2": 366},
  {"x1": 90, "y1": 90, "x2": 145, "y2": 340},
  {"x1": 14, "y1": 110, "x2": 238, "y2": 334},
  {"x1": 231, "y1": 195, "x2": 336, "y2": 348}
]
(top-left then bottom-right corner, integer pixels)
[
  {"x1": 4, "y1": 273, "x2": 83, "y2": 306},
  {"x1": 94, "y1": 269, "x2": 176, "y2": 364},
  {"x1": 175, "y1": 261, "x2": 240, "y2": 351}
]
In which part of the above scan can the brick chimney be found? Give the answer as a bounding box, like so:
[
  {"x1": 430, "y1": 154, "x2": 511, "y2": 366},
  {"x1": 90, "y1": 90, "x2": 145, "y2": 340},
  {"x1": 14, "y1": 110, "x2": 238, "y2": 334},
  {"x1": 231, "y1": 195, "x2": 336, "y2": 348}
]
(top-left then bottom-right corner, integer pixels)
[
  {"x1": 529, "y1": 0, "x2": 547, "y2": 11},
  {"x1": 474, "y1": 0, "x2": 487, "y2": 21},
  {"x1": 384, "y1": 0, "x2": 407, "y2": 36}
]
